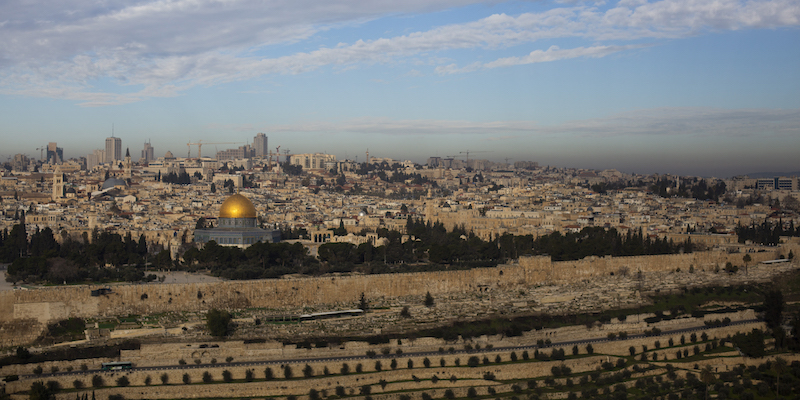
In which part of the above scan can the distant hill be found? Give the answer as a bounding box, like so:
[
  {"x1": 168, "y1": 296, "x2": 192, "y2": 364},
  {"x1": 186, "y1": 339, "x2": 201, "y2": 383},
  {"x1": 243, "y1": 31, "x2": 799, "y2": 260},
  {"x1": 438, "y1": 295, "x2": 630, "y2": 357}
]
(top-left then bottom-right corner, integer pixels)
[{"x1": 742, "y1": 171, "x2": 800, "y2": 179}]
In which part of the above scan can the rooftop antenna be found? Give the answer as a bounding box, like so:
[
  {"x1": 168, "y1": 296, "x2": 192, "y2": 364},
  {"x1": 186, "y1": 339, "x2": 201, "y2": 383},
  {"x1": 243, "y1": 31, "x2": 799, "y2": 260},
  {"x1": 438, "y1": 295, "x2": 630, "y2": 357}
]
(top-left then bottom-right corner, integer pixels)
[{"x1": 112, "y1": 123, "x2": 115, "y2": 137}]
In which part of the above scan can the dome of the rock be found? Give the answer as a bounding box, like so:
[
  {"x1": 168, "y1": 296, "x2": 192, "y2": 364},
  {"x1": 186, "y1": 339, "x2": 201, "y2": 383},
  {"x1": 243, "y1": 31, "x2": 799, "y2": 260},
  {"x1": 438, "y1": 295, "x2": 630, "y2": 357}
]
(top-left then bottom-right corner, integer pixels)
[{"x1": 218, "y1": 193, "x2": 257, "y2": 219}]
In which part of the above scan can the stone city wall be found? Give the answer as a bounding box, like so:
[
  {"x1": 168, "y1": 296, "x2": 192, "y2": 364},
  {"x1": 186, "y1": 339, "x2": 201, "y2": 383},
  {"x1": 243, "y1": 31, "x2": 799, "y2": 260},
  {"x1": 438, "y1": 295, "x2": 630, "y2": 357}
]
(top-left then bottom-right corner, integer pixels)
[{"x1": 0, "y1": 247, "x2": 789, "y2": 348}]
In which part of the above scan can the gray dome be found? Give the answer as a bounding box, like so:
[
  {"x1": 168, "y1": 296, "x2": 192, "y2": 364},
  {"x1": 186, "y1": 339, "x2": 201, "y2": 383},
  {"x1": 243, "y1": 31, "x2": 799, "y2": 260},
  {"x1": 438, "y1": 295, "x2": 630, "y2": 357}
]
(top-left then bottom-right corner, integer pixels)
[{"x1": 102, "y1": 177, "x2": 127, "y2": 190}]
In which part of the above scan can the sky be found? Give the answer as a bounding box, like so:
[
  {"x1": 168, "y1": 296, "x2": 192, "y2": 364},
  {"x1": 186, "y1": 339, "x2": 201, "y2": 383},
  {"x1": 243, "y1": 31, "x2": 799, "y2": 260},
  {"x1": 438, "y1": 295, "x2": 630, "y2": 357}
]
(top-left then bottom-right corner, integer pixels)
[{"x1": 1, "y1": 0, "x2": 799, "y2": 178}]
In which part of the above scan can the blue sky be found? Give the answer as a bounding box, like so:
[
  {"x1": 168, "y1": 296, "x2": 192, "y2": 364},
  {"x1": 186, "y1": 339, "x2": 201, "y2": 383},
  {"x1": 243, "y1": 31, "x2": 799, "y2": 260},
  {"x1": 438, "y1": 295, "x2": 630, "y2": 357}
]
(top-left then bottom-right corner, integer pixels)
[{"x1": 1, "y1": 0, "x2": 798, "y2": 177}]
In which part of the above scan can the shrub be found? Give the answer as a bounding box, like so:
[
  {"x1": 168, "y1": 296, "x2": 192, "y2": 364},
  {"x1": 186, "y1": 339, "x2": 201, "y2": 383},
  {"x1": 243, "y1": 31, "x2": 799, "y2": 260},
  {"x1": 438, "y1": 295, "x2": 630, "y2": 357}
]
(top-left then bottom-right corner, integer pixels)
[
  {"x1": 467, "y1": 387, "x2": 478, "y2": 398},
  {"x1": 245, "y1": 369, "x2": 254, "y2": 382},
  {"x1": 423, "y1": 357, "x2": 431, "y2": 368},
  {"x1": 265, "y1": 367, "x2": 274, "y2": 380},
  {"x1": 91, "y1": 375, "x2": 104, "y2": 387},
  {"x1": 303, "y1": 364, "x2": 314, "y2": 378},
  {"x1": 179, "y1": 359, "x2": 186, "y2": 365},
  {"x1": 144, "y1": 375, "x2": 152, "y2": 385},
  {"x1": 390, "y1": 359, "x2": 397, "y2": 370},
  {"x1": 222, "y1": 370, "x2": 232, "y2": 382},
  {"x1": 202, "y1": 371, "x2": 213, "y2": 383},
  {"x1": 340, "y1": 363, "x2": 350, "y2": 375},
  {"x1": 467, "y1": 356, "x2": 480, "y2": 367},
  {"x1": 283, "y1": 365, "x2": 293, "y2": 379},
  {"x1": 206, "y1": 309, "x2": 232, "y2": 337},
  {"x1": 444, "y1": 389, "x2": 455, "y2": 399},
  {"x1": 225, "y1": 356, "x2": 233, "y2": 363},
  {"x1": 72, "y1": 380, "x2": 84, "y2": 389},
  {"x1": 183, "y1": 373, "x2": 190, "y2": 384},
  {"x1": 355, "y1": 363, "x2": 363, "y2": 373}
]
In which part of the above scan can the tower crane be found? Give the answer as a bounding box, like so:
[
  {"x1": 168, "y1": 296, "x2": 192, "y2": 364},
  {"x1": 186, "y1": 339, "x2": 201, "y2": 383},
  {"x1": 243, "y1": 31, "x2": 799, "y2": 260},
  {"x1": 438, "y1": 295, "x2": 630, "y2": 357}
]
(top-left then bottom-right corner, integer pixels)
[
  {"x1": 267, "y1": 146, "x2": 281, "y2": 169},
  {"x1": 283, "y1": 149, "x2": 291, "y2": 164},
  {"x1": 36, "y1": 146, "x2": 46, "y2": 162},
  {"x1": 458, "y1": 150, "x2": 491, "y2": 164},
  {"x1": 186, "y1": 140, "x2": 244, "y2": 158}
]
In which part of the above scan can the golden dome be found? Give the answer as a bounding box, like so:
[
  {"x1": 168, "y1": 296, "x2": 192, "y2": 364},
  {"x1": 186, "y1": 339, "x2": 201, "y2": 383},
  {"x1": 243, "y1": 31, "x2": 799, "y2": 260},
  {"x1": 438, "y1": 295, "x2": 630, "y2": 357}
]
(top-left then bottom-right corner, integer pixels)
[{"x1": 219, "y1": 193, "x2": 257, "y2": 219}]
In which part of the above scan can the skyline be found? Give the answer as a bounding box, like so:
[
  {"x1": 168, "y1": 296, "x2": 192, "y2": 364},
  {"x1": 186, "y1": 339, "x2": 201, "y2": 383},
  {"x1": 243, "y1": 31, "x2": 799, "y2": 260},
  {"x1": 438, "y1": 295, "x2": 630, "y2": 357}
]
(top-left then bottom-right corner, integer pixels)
[{"x1": 1, "y1": 0, "x2": 799, "y2": 177}]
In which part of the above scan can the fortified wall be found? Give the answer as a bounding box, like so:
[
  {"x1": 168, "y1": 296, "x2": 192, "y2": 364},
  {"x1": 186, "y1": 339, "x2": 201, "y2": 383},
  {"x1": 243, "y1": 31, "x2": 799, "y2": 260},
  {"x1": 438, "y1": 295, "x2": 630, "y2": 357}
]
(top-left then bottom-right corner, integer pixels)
[{"x1": 0, "y1": 246, "x2": 792, "y2": 348}]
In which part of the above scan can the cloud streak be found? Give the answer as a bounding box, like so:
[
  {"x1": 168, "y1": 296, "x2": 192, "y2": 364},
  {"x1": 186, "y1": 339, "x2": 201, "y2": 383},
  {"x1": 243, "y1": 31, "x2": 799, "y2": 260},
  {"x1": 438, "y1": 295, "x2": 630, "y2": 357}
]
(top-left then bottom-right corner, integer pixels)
[
  {"x1": 252, "y1": 108, "x2": 800, "y2": 138},
  {"x1": 0, "y1": 0, "x2": 798, "y2": 105}
]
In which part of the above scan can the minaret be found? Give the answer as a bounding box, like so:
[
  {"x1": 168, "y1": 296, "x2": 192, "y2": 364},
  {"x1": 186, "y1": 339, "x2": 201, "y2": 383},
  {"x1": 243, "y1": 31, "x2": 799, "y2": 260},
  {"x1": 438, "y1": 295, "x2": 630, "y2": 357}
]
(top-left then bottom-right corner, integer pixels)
[
  {"x1": 124, "y1": 148, "x2": 132, "y2": 179},
  {"x1": 52, "y1": 166, "x2": 64, "y2": 201}
]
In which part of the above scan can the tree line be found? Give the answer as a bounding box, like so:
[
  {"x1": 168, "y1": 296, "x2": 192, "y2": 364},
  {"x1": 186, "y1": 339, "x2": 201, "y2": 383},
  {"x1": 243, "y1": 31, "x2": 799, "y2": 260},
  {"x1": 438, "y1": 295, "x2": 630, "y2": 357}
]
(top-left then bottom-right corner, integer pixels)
[
  {"x1": 4, "y1": 218, "x2": 696, "y2": 284},
  {"x1": 736, "y1": 220, "x2": 800, "y2": 246},
  {"x1": 2, "y1": 225, "x2": 169, "y2": 284}
]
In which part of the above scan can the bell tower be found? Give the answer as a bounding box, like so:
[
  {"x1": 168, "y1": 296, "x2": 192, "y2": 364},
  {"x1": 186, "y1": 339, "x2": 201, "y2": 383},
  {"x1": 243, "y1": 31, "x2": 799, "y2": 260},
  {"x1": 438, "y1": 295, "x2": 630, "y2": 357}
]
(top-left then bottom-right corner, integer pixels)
[
  {"x1": 124, "y1": 148, "x2": 132, "y2": 179},
  {"x1": 52, "y1": 166, "x2": 64, "y2": 200}
]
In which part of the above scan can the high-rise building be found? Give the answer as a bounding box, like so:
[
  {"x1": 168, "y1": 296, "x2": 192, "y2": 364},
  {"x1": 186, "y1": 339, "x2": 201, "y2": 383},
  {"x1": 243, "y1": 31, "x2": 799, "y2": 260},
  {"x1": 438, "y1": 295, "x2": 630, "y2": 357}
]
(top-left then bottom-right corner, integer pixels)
[
  {"x1": 47, "y1": 142, "x2": 63, "y2": 164},
  {"x1": 105, "y1": 137, "x2": 122, "y2": 163},
  {"x1": 142, "y1": 141, "x2": 154, "y2": 163},
  {"x1": 216, "y1": 145, "x2": 255, "y2": 161},
  {"x1": 87, "y1": 149, "x2": 105, "y2": 170},
  {"x1": 253, "y1": 133, "x2": 268, "y2": 158}
]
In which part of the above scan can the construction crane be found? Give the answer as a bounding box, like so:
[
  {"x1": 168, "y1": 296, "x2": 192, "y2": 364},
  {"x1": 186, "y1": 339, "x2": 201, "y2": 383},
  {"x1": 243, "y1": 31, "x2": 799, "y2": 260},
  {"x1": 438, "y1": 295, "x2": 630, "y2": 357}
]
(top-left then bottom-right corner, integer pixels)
[
  {"x1": 458, "y1": 150, "x2": 491, "y2": 164},
  {"x1": 283, "y1": 149, "x2": 291, "y2": 164},
  {"x1": 36, "y1": 146, "x2": 46, "y2": 162},
  {"x1": 267, "y1": 146, "x2": 281, "y2": 169},
  {"x1": 186, "y1": 140, "x2": 244, "y2": 158}
]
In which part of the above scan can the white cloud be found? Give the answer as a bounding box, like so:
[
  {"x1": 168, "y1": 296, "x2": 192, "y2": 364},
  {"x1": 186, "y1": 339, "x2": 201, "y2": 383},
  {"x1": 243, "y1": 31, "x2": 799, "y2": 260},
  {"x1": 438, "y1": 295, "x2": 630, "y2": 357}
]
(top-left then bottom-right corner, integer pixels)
[
  {"x1": 435, "y1": 44, "x2": 644, "y2": 74},
  {"x1": 1, "y1": 0, "x2": 798, "y2": 104}
]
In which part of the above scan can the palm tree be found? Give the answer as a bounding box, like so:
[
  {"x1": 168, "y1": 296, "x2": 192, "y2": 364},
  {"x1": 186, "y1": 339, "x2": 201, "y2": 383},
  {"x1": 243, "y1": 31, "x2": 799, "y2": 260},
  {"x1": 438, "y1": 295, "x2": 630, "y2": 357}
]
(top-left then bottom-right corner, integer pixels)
[
  {"x1": 773, "y1": 357, "x2": 788, "y2": 397},
  {"x1": 700, "y1": 365, "x2": 715, "y2": 400}
]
